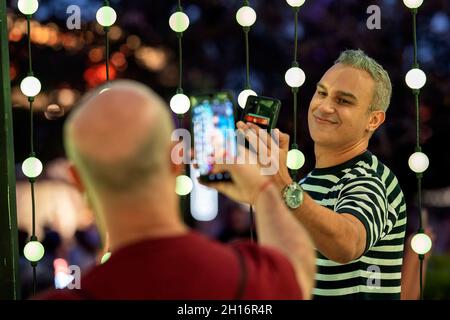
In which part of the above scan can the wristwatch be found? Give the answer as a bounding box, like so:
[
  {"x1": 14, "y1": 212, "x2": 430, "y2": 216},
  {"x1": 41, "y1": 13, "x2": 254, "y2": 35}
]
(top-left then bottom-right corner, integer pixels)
[{"x1": 282, "y1": 181, "x2": 304, "y2": 210}]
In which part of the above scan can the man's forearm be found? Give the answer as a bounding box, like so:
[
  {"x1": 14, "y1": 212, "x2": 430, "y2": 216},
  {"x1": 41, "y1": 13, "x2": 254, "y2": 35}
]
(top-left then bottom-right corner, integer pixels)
[
  {"x1": 292, "y1": 192, "x2": 364, "y2": 263},
  {"x1": 254, "y1": 183, "x2": 316, "y2": 299}
]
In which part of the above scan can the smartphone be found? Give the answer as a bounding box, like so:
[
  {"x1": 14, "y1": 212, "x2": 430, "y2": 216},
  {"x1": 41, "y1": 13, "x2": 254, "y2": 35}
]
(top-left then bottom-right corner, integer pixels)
[
  {"x1": 191, "y1": 92, "x2": 237, "y2": 183},
  {"x1": 241, "y1": 95, "x2": 281, "y2": 131}
]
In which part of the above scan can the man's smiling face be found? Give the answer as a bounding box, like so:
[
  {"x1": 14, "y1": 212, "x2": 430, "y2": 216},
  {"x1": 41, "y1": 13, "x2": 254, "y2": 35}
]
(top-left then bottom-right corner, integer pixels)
[{"x1": 308, "y1": 63, "x2": 376, "y2": 149}]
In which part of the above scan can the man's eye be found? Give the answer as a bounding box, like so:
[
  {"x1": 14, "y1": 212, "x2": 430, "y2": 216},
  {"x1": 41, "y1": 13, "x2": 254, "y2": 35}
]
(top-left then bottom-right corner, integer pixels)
[
  {"x1": 317, "y1": 91, "x2": 326, "y2": 96},
  {"x1": 337, "y1": 98, "x2": 350, "y2": 104}
]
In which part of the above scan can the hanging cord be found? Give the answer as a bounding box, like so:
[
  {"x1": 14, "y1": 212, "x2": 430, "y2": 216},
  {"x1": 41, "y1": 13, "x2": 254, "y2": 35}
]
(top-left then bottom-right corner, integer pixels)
[
  {"x1": 26, "y1": 13, "x2": 38, "y2": 295},
  {"x1": 290, "y1": 7, "x2": 300, "y2": 181},
  {"x1": 410, "y1": 7, "x2": 425, "y2": 300}
]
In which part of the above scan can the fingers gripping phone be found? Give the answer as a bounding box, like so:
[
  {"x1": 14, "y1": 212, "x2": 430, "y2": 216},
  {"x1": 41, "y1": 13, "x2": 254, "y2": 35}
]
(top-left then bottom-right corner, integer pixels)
[
  {"x1": 241, "y1": 95, "x2": 281, "y2": 132},
  {"x1": 191, "y1": 92, "x2": 237, "y2": 183}
]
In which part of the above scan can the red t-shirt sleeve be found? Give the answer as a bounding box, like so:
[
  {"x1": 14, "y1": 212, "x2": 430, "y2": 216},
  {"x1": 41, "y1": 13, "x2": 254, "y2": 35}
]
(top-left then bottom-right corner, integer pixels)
[{"x1": 231, "y1": 241, "x2": 303, "y2": 300}]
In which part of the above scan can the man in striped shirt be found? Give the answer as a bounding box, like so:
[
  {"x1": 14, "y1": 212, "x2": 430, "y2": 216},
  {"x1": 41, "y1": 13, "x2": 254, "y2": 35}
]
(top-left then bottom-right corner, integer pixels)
[{"x1": 236, "y1": 49, "x2": 406, "y2": 299}]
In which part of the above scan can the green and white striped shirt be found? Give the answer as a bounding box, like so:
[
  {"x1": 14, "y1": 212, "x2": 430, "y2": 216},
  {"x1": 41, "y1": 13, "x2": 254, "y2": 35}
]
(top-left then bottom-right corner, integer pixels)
[{"x1": 300, "y1": 151, "x2": 407, "y2": 300}]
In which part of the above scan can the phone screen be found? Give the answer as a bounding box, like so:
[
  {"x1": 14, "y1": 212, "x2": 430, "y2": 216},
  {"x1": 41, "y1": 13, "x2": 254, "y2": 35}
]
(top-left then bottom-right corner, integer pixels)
[{"x1": 191, "y1": 92, "x2": 236, "y2": 179}]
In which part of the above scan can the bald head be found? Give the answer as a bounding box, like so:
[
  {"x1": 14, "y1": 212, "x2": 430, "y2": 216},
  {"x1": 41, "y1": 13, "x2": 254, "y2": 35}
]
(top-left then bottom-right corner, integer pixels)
[{"x1": 64, "y1": 80, "x2": 174, "y2": 194}]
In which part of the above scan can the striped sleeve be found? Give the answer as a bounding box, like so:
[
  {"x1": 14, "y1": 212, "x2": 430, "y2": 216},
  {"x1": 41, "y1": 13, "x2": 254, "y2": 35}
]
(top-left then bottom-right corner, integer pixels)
[{"x1": 334, "y1": 170, "x2": 388, "y2": 254}]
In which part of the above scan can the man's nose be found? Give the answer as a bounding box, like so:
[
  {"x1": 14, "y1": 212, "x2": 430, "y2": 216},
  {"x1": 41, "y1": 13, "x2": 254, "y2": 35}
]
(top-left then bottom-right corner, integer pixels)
[{"x1": 317, "y1": 98, "x2": 335, "y2": 114}]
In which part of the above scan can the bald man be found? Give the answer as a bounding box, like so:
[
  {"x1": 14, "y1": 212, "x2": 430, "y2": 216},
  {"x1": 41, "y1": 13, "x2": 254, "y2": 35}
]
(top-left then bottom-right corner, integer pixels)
[{"x1": 35, "y1": 80, "x2": 315, "y2": 300}]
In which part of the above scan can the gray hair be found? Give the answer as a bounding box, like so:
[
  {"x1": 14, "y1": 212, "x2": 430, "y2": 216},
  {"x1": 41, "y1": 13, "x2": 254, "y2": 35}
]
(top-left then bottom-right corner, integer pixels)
[{"x1": 335, "y1": 49, "x2": 392, "y2": 112}]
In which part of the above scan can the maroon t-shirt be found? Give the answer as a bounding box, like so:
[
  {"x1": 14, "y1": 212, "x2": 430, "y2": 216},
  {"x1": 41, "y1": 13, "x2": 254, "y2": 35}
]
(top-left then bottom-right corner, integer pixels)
[{"x1": 35, "y1": 231, "x2": 301, "y2": 300}]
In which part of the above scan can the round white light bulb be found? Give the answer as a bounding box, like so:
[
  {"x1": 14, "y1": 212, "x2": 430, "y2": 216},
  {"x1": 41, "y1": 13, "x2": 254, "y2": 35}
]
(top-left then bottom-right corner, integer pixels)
[
  {"x1": 18, "y1": 0, "x2": 39, "y2": 15},
  {"x1": 176, "y1": 175, "x2": 193, "y2": 196},
  {"x1": 405, "y1": 68, "x2": 426, "y2": 90},
  {"x1": 285, "y1": 67, "x2": 306, "y2": 88},
  {"x1": 236, "y1": 6, "x2": 257, "y2": 27},
  {"x1": 101, "y1": 252, "x2": 111, "y2": 264},
  {"x1": 237, "y1": 89, "x2": 257, "y2": 109},
  {"x1": 286, "y1": 0, "x2": 306, "y2": 7},
  {"x1": 24, "y1": 241, "x2": 45, "y2": 262},
  {"x1": 403, "y1": 0, "x2": 424, "y2": 9},
  {"x1": 20, "y1": 76, "x2": 41, "y2": 97},
  {"x1": 22, "y1": 157, "x2": 43, "y2": 178},
  {"x1": 169, "y1": 12, "x2": 190, "y2": 33},
  {"x1": 287, "y1": 149, "x2": 305, "y2": 170},
  {"x1": 411, "y1": 233, "x2": 432, "y2": 255},
  {"x1": 96, "y1": 6, "x2": 117, "y2": 27},
  {"x1": 170, "y1": 93, "x2": 190, "y2": 115},
  {"x1": 408, "y1": 152, "x2": 429, "y2": 173}
]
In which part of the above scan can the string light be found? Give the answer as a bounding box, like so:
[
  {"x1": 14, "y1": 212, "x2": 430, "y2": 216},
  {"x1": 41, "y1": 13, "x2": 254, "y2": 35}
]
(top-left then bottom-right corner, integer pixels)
[
  {"x1": 97, "y1": 1, "x2": 116, "y2": 83},
  {"x1": 285, "y1": 1, "x2": 306, "y2": 176},
  {"x1": 21, "y1": 156, "x2": 43, "y2": 178},
  {"x1": 403, "y1": 0, "x2": 430, "y2": 300},
  {"x1": 284, "y1": 66, "x2": 306, "y2": 88},
  {"x1": 18, "y1": 0, "x2": 44, "y2": 295},
  {"x1": 287, "y1": 148, "x2": 305, "y2": 170},
  {"x1": 170, "y1": 92, "x2": 190, "y2": 115},
  {"x1": 237, "y1": 89, "x2": 257, "y2": 109},
  {"x1": 405, "y1": 68, "x2": 427, "y2": 90},
  {"x1": 411, "y1": 232, "x2": 432, "y2": 255},
  {"x1": 236, "y1": 6, "x2": 257, "y2": 27},
  {"x1": 176, "y1": 174, "x2": 193, "y2": 196},
  {"x1": 17, "y1": 0, "x2": 39, "y2": 15},
  {"x1": 20, "y1": 75, "x2": 41, "y2": 97},
  {"x1": 23, "y1": 240, "x2": 45, "y2": 262},
  {"x1": 408, "y1": 151, "x2": 429, "y2": 173},
  {"x1": 169, "y1": 11, "x2": 190, "y2": 33},
  {"x1": 96, "y1": 5, "x2": 117, "y2": 27},
  {"x1": 101, "y1": 252, "x2": 111, "y2": 264},
  {"x1": 286, "y1": 0, "x2": 306, "y2": 7},
  {"x1": 403, "y1": 0, "x2": 424, "y2": 9},
  {"x1": 170, "y1": 1, "x2": 193, "y2": 197}
]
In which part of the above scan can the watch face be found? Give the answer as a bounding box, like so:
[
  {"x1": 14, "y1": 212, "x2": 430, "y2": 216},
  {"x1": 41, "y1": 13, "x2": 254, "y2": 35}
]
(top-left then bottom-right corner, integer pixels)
[{"x1": 285, "y1": 184, "x2": 303, "y2": 209}]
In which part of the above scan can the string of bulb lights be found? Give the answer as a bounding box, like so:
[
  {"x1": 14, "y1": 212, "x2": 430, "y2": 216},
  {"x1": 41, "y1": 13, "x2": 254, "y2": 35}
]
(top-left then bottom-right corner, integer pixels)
[
  {"x1": 17, "y1": 0, "x2": 44, "y2": 295},
  {"x1": 284, "y1": 0, "x2": 307, "y2": 178},
  {"x1": 235, "y1": 0, "x2": 257, "y2": 241},
  {"x1": 169, "y1": 0, "x2": 194, "y2": 197},
  {"x1": 402, "y1": 0, "x2": 432, "y2": 300},
  {"x1": 95, "y1": 0, "x2": 117, "y2": 265}
]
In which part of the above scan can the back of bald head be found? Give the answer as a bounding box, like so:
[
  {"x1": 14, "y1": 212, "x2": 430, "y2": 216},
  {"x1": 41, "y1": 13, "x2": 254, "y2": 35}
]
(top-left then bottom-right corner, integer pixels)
[{"x1": 64, "y1": 80, "x2": 174, "y2": 194}]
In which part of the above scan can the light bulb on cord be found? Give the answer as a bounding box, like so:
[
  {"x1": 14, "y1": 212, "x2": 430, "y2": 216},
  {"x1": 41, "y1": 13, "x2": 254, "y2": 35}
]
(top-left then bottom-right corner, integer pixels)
[
  {"x1": 405, "y1": 68, "x2": 426, "y2": 90},
  {"x1": 285, "y1": 67, "x2": 306, "y2": 88},
  {"x1": 96, "y1": 6, "x2": 117, "y2": 27},
  {"x1": 286, "y1": 0, "x2": 306, "y2": 7},
  {"x1": 22, "y1": 156, "x2": 43, "y2": 178},
  {"x1": 287, "y1": 149, "x2": 305, "y2": 170},
  {"x1": 408, "y1": 152, "x2": 429, "y2": 173},
  {"x1": 169, "y1": 12, "x2": 190, "y2": 33},
  {"x1": 170, "y1": 93, "x2": 190, "y2": 115},
  {"x1": 236, "y1": 6, "x2": 257, "y2": 27},
  {"x1": 24, "y1": 241, "x2": 45, "y2": 262},
  {"x1": 20, "y1": 76, "x2": 41, "y2": 97},
  {"x1": 238, "y1": 89, "x2": 257, "y2": 109},
  {"x1": 403, "y1": 0, "x2": 424, "y2": 9},
  {"x1": 101, "y1": 252, "x2": 111, "y2": 264},
  {"x1": 411, "y1": 233, "x2": 432, "y2": 255},
  {"x1": 176, "y1": 175, "x2": 193, "y2": 196},
  {"x1": 18, "y1": 0, "x2": 39, "y2": 15}
]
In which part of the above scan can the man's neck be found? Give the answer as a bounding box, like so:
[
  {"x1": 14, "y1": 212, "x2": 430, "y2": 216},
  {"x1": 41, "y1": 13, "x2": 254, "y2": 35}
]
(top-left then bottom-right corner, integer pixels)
[
  {"x1": 314, "y1": 139, "x2": 368, "y2": 169},
  {"x1": 102, "y1": 194, "x2": 189, "y2": 252}
]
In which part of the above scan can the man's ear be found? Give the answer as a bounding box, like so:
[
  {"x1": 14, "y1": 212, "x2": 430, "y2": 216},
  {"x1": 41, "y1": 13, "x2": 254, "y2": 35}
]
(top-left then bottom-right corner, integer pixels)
[
  {"x1": 367, "y1": 110, "x2": 386, "y2": 133},
  {"x1": 68, "y1": 163, "x2": 85, "y2": 193}
]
